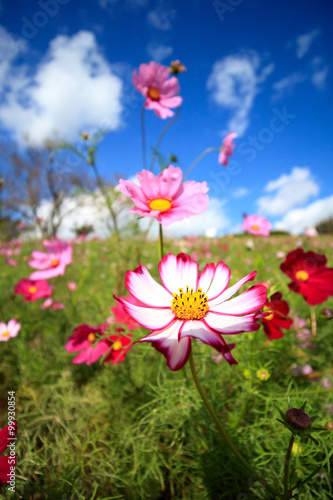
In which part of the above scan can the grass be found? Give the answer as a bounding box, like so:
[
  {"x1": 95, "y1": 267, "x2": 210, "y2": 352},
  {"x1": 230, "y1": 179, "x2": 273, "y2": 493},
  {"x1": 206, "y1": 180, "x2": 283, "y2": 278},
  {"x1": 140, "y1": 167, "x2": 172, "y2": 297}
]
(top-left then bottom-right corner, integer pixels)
[{"x1": 0, "y1": 234, "x2": 332, "y2": 499}]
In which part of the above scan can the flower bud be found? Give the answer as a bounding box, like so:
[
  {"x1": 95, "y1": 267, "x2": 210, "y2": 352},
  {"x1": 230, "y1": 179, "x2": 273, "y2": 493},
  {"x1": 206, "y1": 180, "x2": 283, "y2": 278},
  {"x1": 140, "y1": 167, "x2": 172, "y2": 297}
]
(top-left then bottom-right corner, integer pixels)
[
  {"x1": 286, "y1": 408, "x2": 312, "y2": 430},
  {"x1": 169, "y1": 60, "x2": 187, "y2": 75}
]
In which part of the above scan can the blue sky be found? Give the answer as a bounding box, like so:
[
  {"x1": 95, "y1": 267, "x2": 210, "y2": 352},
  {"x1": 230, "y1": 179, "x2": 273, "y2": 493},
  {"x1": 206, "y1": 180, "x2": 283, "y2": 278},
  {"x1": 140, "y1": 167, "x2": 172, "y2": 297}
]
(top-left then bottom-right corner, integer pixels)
[{"x1": 1, "y1": 0, "x2": 333, "y2": 237}]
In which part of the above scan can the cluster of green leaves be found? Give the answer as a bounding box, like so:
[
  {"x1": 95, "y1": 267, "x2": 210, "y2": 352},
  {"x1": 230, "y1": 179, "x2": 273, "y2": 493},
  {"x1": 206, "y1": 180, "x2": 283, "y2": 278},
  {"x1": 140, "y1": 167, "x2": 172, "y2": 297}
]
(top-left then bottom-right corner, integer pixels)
[{"x1": 0, "y1": 234, "x2": 332, "y2": 499}]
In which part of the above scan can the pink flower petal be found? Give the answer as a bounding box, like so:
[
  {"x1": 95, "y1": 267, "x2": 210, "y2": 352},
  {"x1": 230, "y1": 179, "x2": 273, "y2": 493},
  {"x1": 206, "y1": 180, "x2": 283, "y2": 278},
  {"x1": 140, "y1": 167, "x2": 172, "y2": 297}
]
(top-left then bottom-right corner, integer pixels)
[
  {"x1": 157, "y1": 165, "x2": 183, "y2": 199},
  {"x1": 136, "y1": 169, "x2": 159, "y2": 199},
  {"x1": 211, "y1": 285, "x2": 267, "y2": 315},
  {"x1": 159, "y1": 253, "x2": 198, "y2": 294},
  {"x1": 125, "y1": 263, "x2": 172, "y2": 307},
  {"x1": 116, "y1": 297, "x2": 174, "y2": 330},
  {"x1": 204, "y1": 312, "x2": 260, "y2": 334}
]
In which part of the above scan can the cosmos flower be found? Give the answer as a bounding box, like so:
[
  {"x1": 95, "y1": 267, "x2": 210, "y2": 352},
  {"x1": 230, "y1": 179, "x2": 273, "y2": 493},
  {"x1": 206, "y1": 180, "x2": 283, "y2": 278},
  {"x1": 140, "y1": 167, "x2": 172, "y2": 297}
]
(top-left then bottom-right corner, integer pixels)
[
  {"x1": 218, "y1": 132, "x2": 237, "y2": 166},
  {"x1": 103, "y1": 333, "x2": 132, "y2": 365},
  {"x1": 14, "y1": 279, "x2": 52, "y2": 302},
  {"x1": 280, "y1": 248, "x2": 333, "y2": 305},
  {"x1": 242, "y1": 215, "x2": 272, "y2": 236},
  {"x1": 29, "y1": 239, "x2": 72, "y2": 280},
  {"x1": 118, "y1": 165, "x2": 209, "y2": 226},
  {"x1": 0, "y1": 320, "x2": 21, "y2": 342},
  {"x1": 65, "y1": 324, "x2": 109, "y2": 365},
  {"x1": 115, "y1": 253, "x2": 267, "y2": 371},
  {"x1": 261, "y1": 292, "x2": 293, "y2": 340},
  {"x1": 0, "y1": 420, "x2": 17, "y2": 485},
  {"x1": 133, "y1": 61, "x2": 182, "y2": 118}
]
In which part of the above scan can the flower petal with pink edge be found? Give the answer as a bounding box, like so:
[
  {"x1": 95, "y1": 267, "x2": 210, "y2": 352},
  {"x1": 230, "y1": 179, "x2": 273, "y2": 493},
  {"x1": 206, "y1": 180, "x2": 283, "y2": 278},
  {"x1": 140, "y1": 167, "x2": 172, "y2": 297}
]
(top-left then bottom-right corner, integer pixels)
[
  {"x1": 115, "y1": 297, "x2": 174, "y2": 330},
  {"x1": 204, "y1": 312, "x2": 260, "y2": 334},
  {"x1": 159, "y1": 253, "x2": 198, "y2": 293},
  {"x1": 211, "y1": 285, "x2": 267, "y2": 314},
  {"x1": 7, "y1": 319, "x2": 21, "y2": 337},
  {"x1": 209, "y1": 271, "x2": 257, "y2": 307},
  {"x1": 179, "y1": 319, "x2": 228, "y2": 351},
  {"x1": 157, "y1": 165, "x2": 183, "y2": 199},
  {"x1": 198, "y1": 262, "x2": 231, "y2": 299},
  {"x1": 125, "y1": 263, "x2": 172, "y2": 307}
]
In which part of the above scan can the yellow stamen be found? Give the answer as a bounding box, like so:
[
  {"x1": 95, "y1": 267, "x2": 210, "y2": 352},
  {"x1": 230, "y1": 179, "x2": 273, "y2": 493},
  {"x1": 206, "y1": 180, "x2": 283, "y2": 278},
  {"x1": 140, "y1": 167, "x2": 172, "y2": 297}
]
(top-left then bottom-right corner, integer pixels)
[
  {"x1": 252, "y1": 225, "x2": 260, "y2": 231},
  {"x1": 28, "y1": 286, "x2": 37, "y2": 294},
  {"x1": 171, "y1": 287, "x2": 209, "y2": 320},
  {"x1": 148, "y1": 197, "x2": 172, "y2": 212},
  {"x1": 51, "y1": 259, "x2": 59, "y2": 267},
  {"x1": 295, "y1": 270, "x2": 309, "y2": 282},
  {"x1": 113, "y1": 340, "x2": 122, "y2": 351},
  {"x1": 87, "y1": 333, "x2": 96, "y2": 343},
  {"x1": 1, "y1": 331, "x2": 10, "y2": 338},
  {"x1": 148, "y1": 87, "x2": 160, "y2": 101},
  {"x1": 263, "y1": 305, "x2": 274, "y2": 321}
]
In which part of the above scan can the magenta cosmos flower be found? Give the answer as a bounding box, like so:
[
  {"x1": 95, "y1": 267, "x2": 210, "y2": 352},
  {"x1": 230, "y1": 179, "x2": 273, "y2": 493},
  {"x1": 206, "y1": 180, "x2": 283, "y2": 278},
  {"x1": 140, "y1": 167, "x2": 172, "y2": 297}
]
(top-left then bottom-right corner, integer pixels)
[
  {"x1": 14, "y1": 278, "x2": 52, "y2": 302},
  {"x1": 65, "y1": 324, "x2": 110, "y2": 365},
  {"x1": 115, "y1": 253, "x2": 267, "y2": 371},
  {"x1": 133, "y1": 61, "x2": 182, "y2": 119},
  {"x1": 218, "y1": 132, "x2": 237, "y2": 166},
  {"x1": 242, "y1": 215, "x2": 272, "y2": 236},
  {"x1": 118, "y1": 165, "x2": 209, "y2": 226},
  {"x1": 0, "y1": 320, "x2": 21, "y2": 342},
  {"x1": 29, "y1": 239, "x2": 72, "y2": 280}
]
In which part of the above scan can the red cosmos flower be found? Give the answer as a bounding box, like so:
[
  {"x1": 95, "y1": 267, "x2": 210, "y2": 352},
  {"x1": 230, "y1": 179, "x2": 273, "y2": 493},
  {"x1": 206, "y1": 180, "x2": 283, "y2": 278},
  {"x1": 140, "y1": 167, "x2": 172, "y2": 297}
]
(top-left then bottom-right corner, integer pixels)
[
  {"x1": 14, "y1": 279, "x2": 52, "y2": 302},
  {"x1": 261, "y1": 292, "x2": 293, "y2": 340},
  {"x1": 280, "y1": 248, "x2": 333, "y2": 306},
  {"x1": 0, "y1": 420, "x2": 17, "y2": 485},
  {"x1": 65, "y1": 324, "x2": 109, "y2": 365},
  {"x1": 103, "y1": 333, "x2": 132, "y2": 365}
]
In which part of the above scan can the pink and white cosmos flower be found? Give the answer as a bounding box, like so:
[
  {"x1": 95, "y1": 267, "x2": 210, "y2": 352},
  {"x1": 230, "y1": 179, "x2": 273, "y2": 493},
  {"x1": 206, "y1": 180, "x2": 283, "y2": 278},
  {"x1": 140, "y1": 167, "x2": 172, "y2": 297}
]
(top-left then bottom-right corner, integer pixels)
[
  {"x1": 115, "y1": 253, "x2": 267, "y2": 371},
  {"x1": 0, "y1": 319, "x2": 21, "y2": 342},
  {"x1": 242, "y1": 215, "x2": 272, "y2": 236},
  {"x1": 28, "y1": 239, "x2": 72, "y2": 280},
  {"x1": 118, "y1": 165, "x2": 209, "y2": 226},
  {"x1": 218, "y1": 132, "x2": 237, "y2": 166},
  {"x1": 133, "y1": 61, "x2": 182, "y2": 119}
]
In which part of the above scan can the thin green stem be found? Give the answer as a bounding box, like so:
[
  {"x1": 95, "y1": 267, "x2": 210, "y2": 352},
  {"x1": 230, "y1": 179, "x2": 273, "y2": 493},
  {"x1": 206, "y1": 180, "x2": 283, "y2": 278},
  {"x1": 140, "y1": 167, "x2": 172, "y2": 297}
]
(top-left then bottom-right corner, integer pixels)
[
  {"x1": 283, "y1": 434, "x2": 295, "y2": 499},
  {"x1": 188, "y1": 351, "x2": 280, "y2": 498},
  {"x1": 148, "y1": 107, "x2": 180, "y2": 172},
  {"x1": 141, "y1": 104, "x2": 147, "y2": 170},
  {"x1": 158, "y1": 224, "x2": 164, "y2": 260},
  {"x1": 184, "y1": 146, "x2": 220, "y2": 180}
]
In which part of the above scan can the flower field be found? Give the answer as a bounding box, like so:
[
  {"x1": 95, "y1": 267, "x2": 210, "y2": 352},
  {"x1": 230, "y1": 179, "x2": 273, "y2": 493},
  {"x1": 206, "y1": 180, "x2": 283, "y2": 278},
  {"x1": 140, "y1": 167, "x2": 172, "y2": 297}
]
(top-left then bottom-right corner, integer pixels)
[{"x1": 1, "y1": 233, "x2": 332, "y2": 499}]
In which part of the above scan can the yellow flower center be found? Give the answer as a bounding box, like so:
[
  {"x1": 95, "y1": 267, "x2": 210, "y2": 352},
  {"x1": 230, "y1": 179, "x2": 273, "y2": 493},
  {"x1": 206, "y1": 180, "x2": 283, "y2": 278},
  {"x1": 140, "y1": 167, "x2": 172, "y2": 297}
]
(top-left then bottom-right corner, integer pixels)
[
  {"x1": 51, "y1": 259, "x2": 59, "y2": 267},
  {"x1": 87, "y1": 333, "x2": 96, "y2": 343},
  {"x1": 252, "y1": 225, "x2": 259, "y2": 231},
  {"x1": 2, "y1": 331, "x2": 10, "y2": 338},
  {"x1": 148, "y1": 197, "x2": 172, "y2": 212},
  {"x1": 148, "y1": 87, "x2": 160, "y2": 101},
  {"x1": 113, "y1": 340, "x2": 122, "y2": 351},
  {"x1": 28, "y1": 286, "x2": 37, "y2": 294},
  {"x1": 295, "y1": 270, "x2": 309, "y2": 282},
  {"x1": 171, "y1": 287, "x2": 209, "y2": 320},
  {"x1": 263, "y1": 305, "x2": 274, "y2": 321}
]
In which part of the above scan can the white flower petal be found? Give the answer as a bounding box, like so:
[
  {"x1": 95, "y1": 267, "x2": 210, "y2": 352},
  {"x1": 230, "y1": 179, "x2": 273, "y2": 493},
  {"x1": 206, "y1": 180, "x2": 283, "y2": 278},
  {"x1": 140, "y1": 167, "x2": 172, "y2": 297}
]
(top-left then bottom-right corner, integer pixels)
[
  {"x1": 209, "y1": 271, "x2": 257, "y2": 307},
  {"x1": 198, "y1": 262, "x2": 230, "y2": 299},
  {"x1": 117, "y1": 297, "x2": 174, "y2": 330},
  {"x1": 211, "y1": 285, "x2": 267, "y2": 315},
  {"x1": 125, "y1": 263, "x2": 172, "y2": 307},
  {"x1": 159, "y1": 253, "x2": 198, "y2": 293},
  {"x1": 204, "y1": 311, "x2": 260, "y2": 334}
]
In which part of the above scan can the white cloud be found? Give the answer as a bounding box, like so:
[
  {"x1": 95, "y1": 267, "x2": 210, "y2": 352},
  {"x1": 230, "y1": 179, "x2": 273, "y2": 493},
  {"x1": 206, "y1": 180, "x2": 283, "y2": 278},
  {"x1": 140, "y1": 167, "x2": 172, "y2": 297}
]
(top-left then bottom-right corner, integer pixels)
[
  {"x1": 257, "y1": 167, "x2": 319, "y2": 216},
  {"x1": 206, "y1": 51, "x2": 274, "y2": 136},
  {"x1": 274, "y1": 195, "x2": 333, "y2": 234},
  {"x1": 272, "y1": 72, "x2": 307, "y2": 100},
  {"x1": 147, "y1": 43, "x2": 173, "y2": 62},
  {"x1": 0, "y1": 29, "x2": 123, "y2": 146},
  {"x1": 232, "y1": 187, "x2": 249, "y2": 198},
  {"x1": 147, "y1": 5, "x2": 176, "y2": 30},
  {"x1": 311, "y1": 57, "x2": 329, "y2": 90},
  {"x1": 296, "y1": 29, "x2": 320, "y2": 59}
]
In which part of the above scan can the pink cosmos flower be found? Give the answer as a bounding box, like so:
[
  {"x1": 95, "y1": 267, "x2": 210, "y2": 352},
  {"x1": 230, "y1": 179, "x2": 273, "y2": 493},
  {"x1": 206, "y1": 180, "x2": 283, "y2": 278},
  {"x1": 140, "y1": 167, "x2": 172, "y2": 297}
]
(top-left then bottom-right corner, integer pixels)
[
  {"x1": 218, "y1": 132, "x2": 237, "y2": 166},
  {"x1": 0, "y1": 319, "x2": 21, "y2": 342},
  {"x1": 242, "y1": 215, "x2": 272, "y2": 236},
  {"x1": 133, "y1": 61, "x2": 182, "y2": 119},
  {"x1": 118, "y1": 165, "x2": 209, "y2": 226},
  {"x1": 28, "y1": 239, "x2": 72, "y2": 280},
  {"x1": 115, "y1": 253, "x2": 267, "y2": 371},
  {"x1": 5, "y1": 258, "x2": 17, "y2": 266},
  {"x1": 0, "y1": 420, "x2": 17, "y2": 484},
  {"x1": 65, "y1": 324, "x2": 109, "y2": 365},
  {"x1": 14, "y1": 279, "x2": 52, "y2": 302}
]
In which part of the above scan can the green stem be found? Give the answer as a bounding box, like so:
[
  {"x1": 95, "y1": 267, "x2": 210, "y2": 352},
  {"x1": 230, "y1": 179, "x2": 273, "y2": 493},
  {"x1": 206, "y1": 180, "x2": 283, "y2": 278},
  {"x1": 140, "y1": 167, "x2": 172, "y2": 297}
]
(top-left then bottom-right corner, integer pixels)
[
  {"x1": 141, "y1": 104, "x2": 147, "y2": 170},
  {"x1": 184, "y1": 146, "x2": 220, "y2": 180},
  {"x1": 283, "y1": 434, "x2": 295, "y2": 499},
  {"x1": 188, "y1": 351, "x2": 280, "y2": 498},
  {"x1": 148, "y1": 107, "x2": 180, "y2": 172},
  {"x1": 158, "y1": 224, "x2": 164, "y2": 260}
]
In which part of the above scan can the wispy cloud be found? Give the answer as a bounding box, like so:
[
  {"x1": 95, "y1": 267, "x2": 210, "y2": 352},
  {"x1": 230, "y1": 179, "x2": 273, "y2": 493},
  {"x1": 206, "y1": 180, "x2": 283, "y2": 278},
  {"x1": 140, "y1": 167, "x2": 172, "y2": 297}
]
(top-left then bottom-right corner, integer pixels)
[
  {"x1": 272, "y1": 72, "x2": 307, "y2": 100},
  {"x1": 311, "y1": 57, "x2": 329, "y2": 90},
  {"x1": 206, "y1": 51, "x2": 274, "y2": 136},
  {"x1": 275, "y1": 195, "x2": 333, "y2": 234},
  {"x1": 257, "y1": 167, "x2": 319, "y2": 217},
  {"x1": 296, "y1": 29, "x2": 320, "y2": 59},
  {"x1": 147, "y1": 4, "x2": 177, "y2": 30},
  {"x1": 0, "y1": 29, "x2": 123, "y2": 146},
  {"x1": 146, "y1": 43, "x2": 173, "y2": 62},
  {"x1": 232, "y1": 187, "x2": 249, "y2": 198}
]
